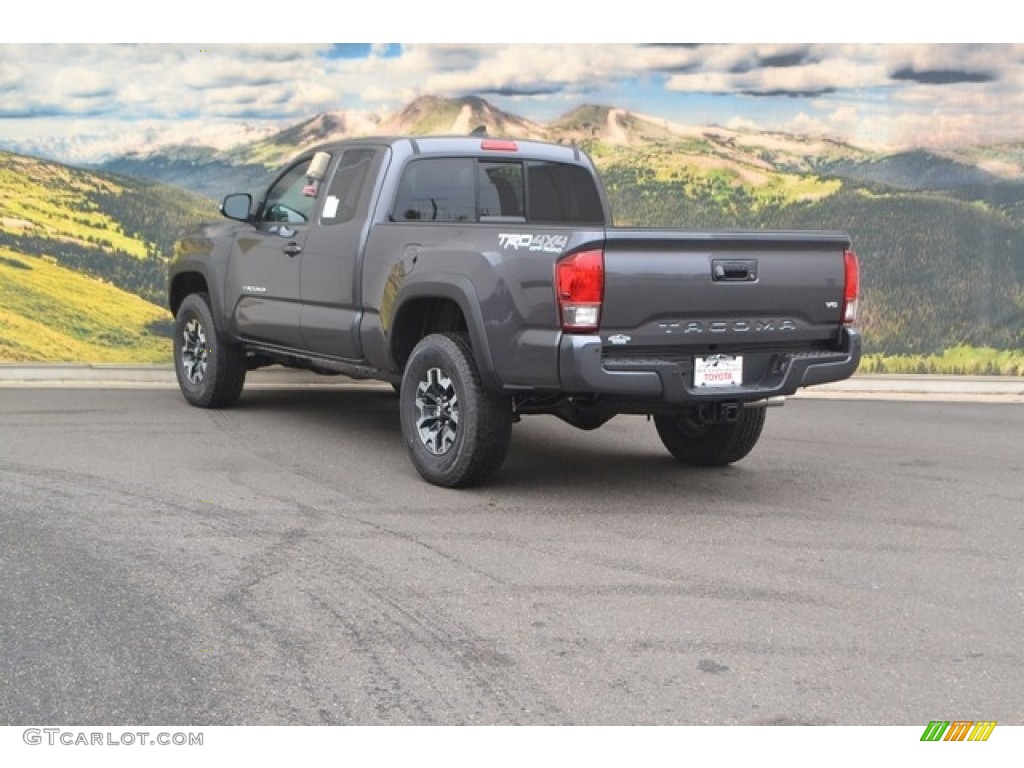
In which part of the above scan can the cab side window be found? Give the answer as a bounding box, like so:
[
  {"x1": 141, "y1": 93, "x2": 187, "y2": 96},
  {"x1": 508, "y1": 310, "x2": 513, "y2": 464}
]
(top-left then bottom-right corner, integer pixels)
[
  {"x1": 322, "y1": 149, "x2": 375, "y2": 225},
  {"x1": 261, "y1": 161, "x2": 318, "y2": 224},
  {"x1": 393, "y1": 158, "x2": 475, "y2": 222}
]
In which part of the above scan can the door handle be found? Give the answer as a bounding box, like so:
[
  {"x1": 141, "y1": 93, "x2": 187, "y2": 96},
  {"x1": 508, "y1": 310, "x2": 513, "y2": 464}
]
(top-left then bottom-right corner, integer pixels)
[{"x1": 282, "y1": 242, "x2": 302, "y2": 257}]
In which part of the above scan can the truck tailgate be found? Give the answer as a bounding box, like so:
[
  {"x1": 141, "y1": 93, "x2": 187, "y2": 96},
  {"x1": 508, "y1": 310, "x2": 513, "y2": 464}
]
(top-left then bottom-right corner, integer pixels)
[{"x1": 601, "y1": 229, "x2": 852, "y2": 348}]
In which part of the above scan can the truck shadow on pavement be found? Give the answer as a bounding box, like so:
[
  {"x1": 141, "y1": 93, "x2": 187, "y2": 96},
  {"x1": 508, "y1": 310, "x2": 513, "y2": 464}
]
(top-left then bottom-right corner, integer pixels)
[{"x1": 221, "y1": 387, "x2": 779, "y2": 502}]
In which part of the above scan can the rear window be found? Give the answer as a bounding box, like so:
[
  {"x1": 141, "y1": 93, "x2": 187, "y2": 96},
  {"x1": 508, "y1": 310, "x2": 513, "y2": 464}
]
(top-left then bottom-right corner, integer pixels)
[
  {"x1": 478, "y1": 162, "x2": 524, "y2": 219},
  {"x1": 392, "y1": 157, "x2": 603, "y2": 224}
]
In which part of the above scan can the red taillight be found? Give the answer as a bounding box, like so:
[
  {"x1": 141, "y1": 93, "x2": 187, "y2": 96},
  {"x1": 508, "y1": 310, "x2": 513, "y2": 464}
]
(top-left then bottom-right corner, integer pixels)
[
  {"x1": 481, "y1": 139, "x2": 518, "y2": 152},
  {"x1": 556, "y1": 248, "x2": 604, "y2": 332},
  {"x1": 842, "y1": 248, "x2": 860, "y2": 325}
]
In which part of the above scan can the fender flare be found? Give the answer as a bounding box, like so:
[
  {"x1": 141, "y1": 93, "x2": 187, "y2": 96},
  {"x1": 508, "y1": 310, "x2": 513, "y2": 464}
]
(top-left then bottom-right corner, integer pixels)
[
  {"x1": 169, "y1": 262, "x2": 234, "y2": 340},
  {"x1": 390, "y1": 274, "x2": 500, "y2": 391}
]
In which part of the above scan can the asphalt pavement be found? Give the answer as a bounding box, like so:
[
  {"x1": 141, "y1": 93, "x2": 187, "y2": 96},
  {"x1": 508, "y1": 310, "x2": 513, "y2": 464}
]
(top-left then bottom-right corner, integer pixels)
[{"x1": 1, "y1": 379, "x2": 1022, "y2": 725}]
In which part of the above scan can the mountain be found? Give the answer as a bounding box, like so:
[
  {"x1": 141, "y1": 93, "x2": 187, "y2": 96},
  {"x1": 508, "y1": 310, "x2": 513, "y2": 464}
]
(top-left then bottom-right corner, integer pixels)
[
  {"x1": 92, "y1": 97, "x2": 867, "y2": 202},
  {"x1": 97, "y1": 146, "x2": 271, "y2": 202},
  {"x1": 0, "y1": 120, "x2": 281, "y2": 168},
  {"x1": 815, "y1": 150, "x2": 1004, "y2": 190},
  {"x1": 549, "y1": 105, "x2": 678, "y2": 145},
  {"x1": 94, "y1": 96, "x2": 549, "y2": 198},
  {"x1": 950, "y1": 141, "x2": 1024, "y2": 180},
  {"x1": 92, "y1": 95, "x2": 1024, "y2": 199},
  {"x1": 8, "y1": 96, "x2": 1024, "y2": 363},
  {"x1": 378, "y1": 95, "x2": 546, "y2": 139},
  {"x1": 0, "y1": 150, "x2": 214, "y2": 361},
  {"x1": 225, "y1": 110, "x2": 381, "y2": 168}
]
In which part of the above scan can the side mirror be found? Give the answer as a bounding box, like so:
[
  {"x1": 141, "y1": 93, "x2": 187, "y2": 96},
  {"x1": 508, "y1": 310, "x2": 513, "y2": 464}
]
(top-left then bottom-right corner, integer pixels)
[{"x1": 220, "y1": 193, "x2": 253, "y2": 222}]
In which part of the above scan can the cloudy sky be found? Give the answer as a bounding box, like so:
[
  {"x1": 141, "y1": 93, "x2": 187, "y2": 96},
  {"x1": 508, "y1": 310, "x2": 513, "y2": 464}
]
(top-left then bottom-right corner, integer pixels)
[{"x1": 2, "y1": 39, "x2": 1023, "y2": 162}]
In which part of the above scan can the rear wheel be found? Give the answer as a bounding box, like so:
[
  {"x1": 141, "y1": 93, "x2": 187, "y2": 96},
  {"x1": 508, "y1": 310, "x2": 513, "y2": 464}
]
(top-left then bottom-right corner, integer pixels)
[
  {"x1": 173, "y1": 292, "x2": 246, "y2": 408},
  {"x1": 654, "y1": 407, "x2": 766, "y2": 467},
  {"x1": 400, "y1": 332, "x2": 512, "y2": 487}
]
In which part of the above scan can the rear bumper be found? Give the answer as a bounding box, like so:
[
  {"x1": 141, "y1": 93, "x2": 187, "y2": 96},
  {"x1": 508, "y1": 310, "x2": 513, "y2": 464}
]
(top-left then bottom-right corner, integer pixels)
[{"x1": 558, "y1": 329, "x2": 862, "y2": 404}]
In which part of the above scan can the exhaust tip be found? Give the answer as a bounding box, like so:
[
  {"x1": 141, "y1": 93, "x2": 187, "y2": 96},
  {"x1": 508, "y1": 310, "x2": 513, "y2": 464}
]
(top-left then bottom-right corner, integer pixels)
[{"x1": 744, "y1": 396, "x2": 786, "y2": 409}]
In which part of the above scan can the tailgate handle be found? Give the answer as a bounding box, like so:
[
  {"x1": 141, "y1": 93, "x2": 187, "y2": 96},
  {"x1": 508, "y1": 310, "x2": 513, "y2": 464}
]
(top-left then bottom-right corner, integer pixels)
[{"x1": 712, "y1": 260, "x2": 758, "y2": 282}]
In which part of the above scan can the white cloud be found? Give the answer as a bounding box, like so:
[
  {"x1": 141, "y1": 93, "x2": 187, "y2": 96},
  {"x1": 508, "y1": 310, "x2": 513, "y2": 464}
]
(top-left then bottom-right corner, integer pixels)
[{"x1": 3, "y1": 43, "x2": 1024, "y2": 160}]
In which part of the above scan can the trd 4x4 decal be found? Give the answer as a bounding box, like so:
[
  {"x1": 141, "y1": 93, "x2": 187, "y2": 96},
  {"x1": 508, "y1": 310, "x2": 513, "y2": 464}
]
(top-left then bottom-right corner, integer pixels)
[{"x1": 498, "y1": 233, "x2": 568, "y2": 253}]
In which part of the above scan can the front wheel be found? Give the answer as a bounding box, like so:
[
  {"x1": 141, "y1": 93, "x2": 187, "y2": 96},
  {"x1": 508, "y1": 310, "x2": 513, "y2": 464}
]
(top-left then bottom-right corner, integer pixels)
[
  {"x1": 654, "y1": 407, "x2": 766, "y2": 467},
  {"x1": 173, "y1": 292, "x2": 246, "y2": 408},
  {"x1": 400, "y1": 333, "x2": 512, "y2": 487}
]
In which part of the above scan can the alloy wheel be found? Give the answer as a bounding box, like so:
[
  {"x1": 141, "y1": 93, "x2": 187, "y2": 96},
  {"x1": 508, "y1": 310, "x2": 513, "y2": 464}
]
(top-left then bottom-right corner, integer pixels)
[
  {"x1": 414, "y1": 367, "x2": 460, "y2": 455},
  {"x1": 181, "y1": 316, "x2": 208, "y2": 385}
]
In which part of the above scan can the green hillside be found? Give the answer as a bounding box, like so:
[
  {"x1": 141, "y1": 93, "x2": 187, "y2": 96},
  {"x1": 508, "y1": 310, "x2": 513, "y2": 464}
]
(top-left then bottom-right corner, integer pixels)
[
  {"x1": 0, "y1": 248, "x2": 170, "y2": 362},
  {"x1": 596, "y1": 144, "x2": 842, "y2": 219},
  {"x1": 1, "y1": 154, "x2": 149, "y2": 258},
  {"x1": 0, "y1": 150, "x2": 213, "y2": 362},
  {"x1": 0, "y1": 150, "x2": 214, "y2": 305}
]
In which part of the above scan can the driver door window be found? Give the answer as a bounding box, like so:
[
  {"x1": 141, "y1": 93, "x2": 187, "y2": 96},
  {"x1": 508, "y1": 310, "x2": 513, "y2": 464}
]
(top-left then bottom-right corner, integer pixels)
[{"x1": 261, "y1": 161, "x2": 318, "y2": 224}]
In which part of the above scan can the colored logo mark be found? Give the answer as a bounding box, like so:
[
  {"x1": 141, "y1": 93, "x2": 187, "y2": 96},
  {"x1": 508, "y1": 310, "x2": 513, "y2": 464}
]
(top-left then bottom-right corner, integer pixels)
[{"x1": 920, "y1": 720, "x2": 996, "y2": 742}]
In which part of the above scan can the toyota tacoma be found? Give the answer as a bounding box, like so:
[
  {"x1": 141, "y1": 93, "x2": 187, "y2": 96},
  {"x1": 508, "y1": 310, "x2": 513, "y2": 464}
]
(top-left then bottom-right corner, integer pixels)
[{"x1": 169, "y1": 135, "x2": 861, "y2": 487}]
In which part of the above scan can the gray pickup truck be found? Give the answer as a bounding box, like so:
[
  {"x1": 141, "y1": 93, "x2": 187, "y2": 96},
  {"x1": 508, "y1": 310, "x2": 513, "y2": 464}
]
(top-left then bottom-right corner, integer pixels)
[{"x1": 169, "y1": 135, "x2": 861, "y2": 487}]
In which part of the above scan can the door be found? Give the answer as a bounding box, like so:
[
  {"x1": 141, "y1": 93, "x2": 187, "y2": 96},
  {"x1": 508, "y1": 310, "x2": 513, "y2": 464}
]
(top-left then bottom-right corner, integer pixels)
[
  {"x1": 300, "y1": 148, "x2": 381, "y2": 359},
  {"x1": 224, "y1": 156, "x2": 322, "y2": 348}
]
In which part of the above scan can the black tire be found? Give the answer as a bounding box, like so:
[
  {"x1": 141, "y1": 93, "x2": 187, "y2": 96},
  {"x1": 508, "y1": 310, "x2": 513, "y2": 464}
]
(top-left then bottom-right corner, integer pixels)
[
  {"x1": 654, "y1": 407, "x2": 766, "y2": 467},
  {"x1": 399, "y1": 332, "x2": 512, "y2": 487},
  {"x1": 173, "y1": 292, "x2": 246, "y2": 408}
]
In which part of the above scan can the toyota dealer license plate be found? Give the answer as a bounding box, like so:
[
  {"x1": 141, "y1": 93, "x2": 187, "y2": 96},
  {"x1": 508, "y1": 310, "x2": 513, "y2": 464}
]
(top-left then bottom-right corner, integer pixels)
[{"x1": 694, "y1": 355, "x2": 743, "y2": 388}]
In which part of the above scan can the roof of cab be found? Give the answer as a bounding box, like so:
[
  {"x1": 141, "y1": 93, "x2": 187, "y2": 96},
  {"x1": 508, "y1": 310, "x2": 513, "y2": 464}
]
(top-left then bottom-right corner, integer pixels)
[{"x1": 302, "y1": 135, "x2": 587, "y2": 164}]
